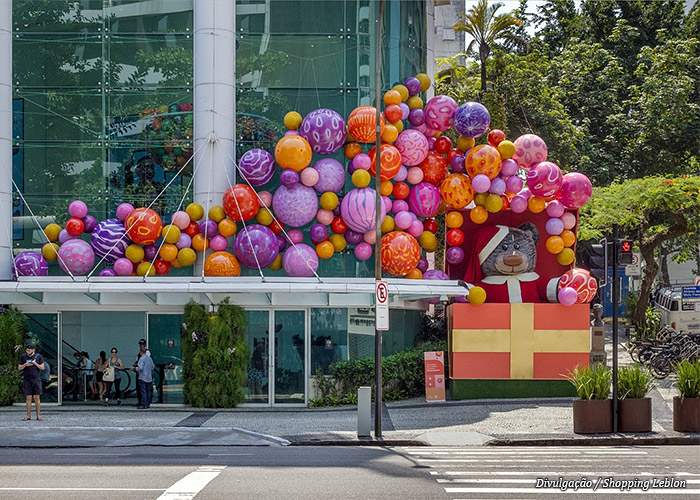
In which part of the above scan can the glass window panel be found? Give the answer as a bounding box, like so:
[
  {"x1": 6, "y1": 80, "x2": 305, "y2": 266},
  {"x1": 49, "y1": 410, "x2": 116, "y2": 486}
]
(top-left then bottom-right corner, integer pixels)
[
  {"x1": 274, "y1": 310, "x2": 305, "y2": 404},
  {"x1": 13, "y1": 2, "x2": 102, "y2": 34},
  {"x1": 147, "y1": 314, "x2": 184, "y2": 404},
  {"x1": 268, "y1": 0, "x2": 345, "y2": 34},
  {"x1": 244, "y1": 310, "x2": 270, "y2": 403},
  {"x1": 311, "y1": 308, "x2": 347, "y2": 375},
  {"x1": 107, "y1": 1, "x2": 193, "y2": 34}
]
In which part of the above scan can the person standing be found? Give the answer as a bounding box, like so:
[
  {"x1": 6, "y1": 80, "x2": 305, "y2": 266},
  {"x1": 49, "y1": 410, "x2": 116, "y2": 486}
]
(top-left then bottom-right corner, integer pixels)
[
  {"x1": 95, "y1": 351, "x2": 108, "y2": 403},
  {"x1": 104, "y1": 347, "x2": 124, "y2": 406},
  {"x1": 131, "y1": 341, "x2": 154, "y2": 409},
  {"x1": 18, "y1": 342, "x2": 44, "y2": 421},
  {"x1": 131, "y1": 339, "x2": 151, "y2": 406}
]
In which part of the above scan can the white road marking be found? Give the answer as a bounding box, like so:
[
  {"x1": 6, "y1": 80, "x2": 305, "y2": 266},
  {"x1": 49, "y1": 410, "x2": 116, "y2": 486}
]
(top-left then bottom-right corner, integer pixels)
[
  {"x1": 408, "y1": 451, "x2": 647, "y2": 455},
  {"x1": 431, "y1": 471, "x2": 700, "y2": 477},
  {"x1": 446, "y1": 487, "x2": 700, "y2": 495},
  {"x1": 156, "y1": 465, "x2": 226, "y2": 500},
  {"x1": 417, "y1": 458, "x2": 620, "y2": 463},
  {"x1": 439, "y1": 479, "x2": 700, "y2": 484},
  {"x1": 0, "y1": 488, "x2": 164, "y2": 491}
]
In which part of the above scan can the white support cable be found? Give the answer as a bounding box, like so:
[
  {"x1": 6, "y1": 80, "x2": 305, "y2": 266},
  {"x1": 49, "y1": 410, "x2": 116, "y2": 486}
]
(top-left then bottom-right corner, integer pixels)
[{"x1": 200, "y1": 136, "x2": 216, "y2": 280}]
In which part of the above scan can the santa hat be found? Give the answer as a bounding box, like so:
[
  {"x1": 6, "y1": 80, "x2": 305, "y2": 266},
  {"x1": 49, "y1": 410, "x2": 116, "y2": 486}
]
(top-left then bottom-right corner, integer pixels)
[{"x1": 463, "y1": 225, "x2": 510, "y2": 283}]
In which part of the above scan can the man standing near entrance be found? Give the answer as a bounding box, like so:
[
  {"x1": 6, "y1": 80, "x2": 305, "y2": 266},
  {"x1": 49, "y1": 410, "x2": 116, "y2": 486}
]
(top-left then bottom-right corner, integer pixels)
[
  {"x1": 131, "y1": 339, "x2": 153, "y2": 409},
  {"x1": 18, "y1": 342, "x2": 44, "y2": 421}
]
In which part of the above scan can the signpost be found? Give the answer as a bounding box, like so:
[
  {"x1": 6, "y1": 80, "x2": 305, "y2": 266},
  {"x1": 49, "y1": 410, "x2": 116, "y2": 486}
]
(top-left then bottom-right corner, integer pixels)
[
  {"x1": 624, "y1": 252, "x2": 642, "y2": 277},
  {"x1": 375, "y1": 280, "x2": 389, "y2": 331}
]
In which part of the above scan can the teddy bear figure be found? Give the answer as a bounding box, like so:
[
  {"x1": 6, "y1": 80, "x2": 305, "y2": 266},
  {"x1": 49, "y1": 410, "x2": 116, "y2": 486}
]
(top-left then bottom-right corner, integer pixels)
[{"x1": 463, "y1": 223, "x2": 561, "y2": 303}]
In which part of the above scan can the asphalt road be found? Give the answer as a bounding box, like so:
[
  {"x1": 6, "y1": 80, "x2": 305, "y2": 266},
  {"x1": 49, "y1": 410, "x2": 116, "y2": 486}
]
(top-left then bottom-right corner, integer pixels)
[{"x1": 0, "y1": 445, "x2": 698, "y2": 499}]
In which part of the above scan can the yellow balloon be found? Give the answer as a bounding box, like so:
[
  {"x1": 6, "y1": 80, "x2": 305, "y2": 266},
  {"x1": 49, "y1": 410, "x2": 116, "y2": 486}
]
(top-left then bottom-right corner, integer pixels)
[
  {"x1": 255, "y1": 208, "x2": 274, "y2": 226},
  {"x1": 474, "y1": 193, "x2": 488, "y2": 206},
  {"x1": 136, "y1": 261, "x2": 156, "y2": 277},
  {"x1": 320, "y1": 192, "x2": 339, "y2": 211},
  {"x1": 269, "y1": 254, "x2": 283, "y2": 271},
  {"x1": 381, "y1": 124, "x2": 398, "y2": 143},
  {"x1": 42, "y1": 242, "x2": 59, "y2": 261},
  {"x1": 125, "y1": 244, "x2": 145, "y2": 263},
  {"x1": 392, "y1": 84, "x2": 409, "y2": 102},
  {"x1": 352, "y1": 169, "x2": 371, "y2": 188},
  {"x1": 161, "y1": 224, "x2": 181, "y2": 244},
  {"x1": 177, "y1": 247, "x2": 197, "y2": 267},
  {"x1": 457, "y1": 136, "x2": 475, "y2": 152},
  {"x1": 284, "y1": 111, "x2": 303, "y2": 130},
  {"x1": 418, "y1": 231, "x2": 438, "y2": 253},
  {"x1": 186, "y1": 203, "x2": 204, "y2": 222},
  {"x1": 497, "y1": 140, "x2": 516, "y2": 160},
  {"x1": 557, "y1": 247, "x2": 576, "y2": 266},
  {"x1": 208, "y1": 205, "x2": 226, "y2": 223},
  {"x1": 468, "y1": 286, "x2": 487, "y2": 305},
  {"x1": 44, "y1": 223, "x2": 62, "y2": 242},
  {"x1": 415, "y1": 73, "x2": 432, "y2": 92},
  {"x1": 407, "y1": 95, "x2": 424, "y2": 110},
  {"x1": 392, "y1": 120, "x2": 404, "y2": 133},
  {"x1": 485, "y1": 194, "x2": 504, "y2": 213},
  {"x1": 316, "y1": 241, "x2": 335, "y2": 259},
  {"x1": 381, "y1": 215, "x2": 395, "y2": 233},
  {"x1": 329, "y1": 234, "x2": 346, "y2": 252}
]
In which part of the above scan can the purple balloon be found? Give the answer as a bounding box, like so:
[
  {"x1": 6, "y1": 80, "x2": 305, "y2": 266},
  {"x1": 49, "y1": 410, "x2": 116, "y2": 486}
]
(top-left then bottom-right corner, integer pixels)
[
  {"x1": 286, "y1": 229, "x2": 304, "y2": 244},
  {"x1": 489, "y1": 177, "x2": 507, "y2": 195},
  {"x1": 450, "y1": 154, "x2": 465, "y2": 173},
  {"x1": 199, "y1": 219, "x2": 218, "y2": 238},
  {"x1": 446, "y1": 246, "x2": 465, "y2": 265},
  {"x1": 113, "y1": 257, "x2": 133, "y2": 276},
  {"x1": 280, "y1": 169, "x2": 299, "y2": 187},
  {"x1": 91, "y1": 218, "x2": 128, "y2": 263},
  {"x1": 13, "y1": 251, "x2": 49, "y2": 277},
  {"x1": 238, "y1": 149, "x2": 276, "y2": 186},
  {"x1": 273, "y1": 184, "x2": 319, "y2": 227},
  {"x1": 506, "y1": 175, "x2": 524, "y2": 194},
  {"x1": 417, "y1": 257, "x2": 429, "y2": 273},
  {"x1": 312, "y1": 158, "x2": 346, "y2": 194},
  {"x1": 282, "y1": 243, "x2": 319, "y2": 277},
  {"x1": 394, "y1": 165, "x2": 408, "y2": 182},
  {"x1": 99, "y1": 268, "x2": 117, "y2": 277},
  {"x1": 143, "y1": 244, "x2": 158, "y2": 261},
  {"x1": 354, "y1": 242, "x2": 373, "y2": 261},
  {"x1": 472, "y1": 174, "x2": 491, "y2": 194},
  {"x1": 58, "y1": 229, "x2": 76, "y2": 244},
  {"x1": 309, "y1": 223, "x2": 329, "y2": 244},
  {"x1": 68, "y1": 200, "x2": 88, "y2": 219},
  {"x1": 276, "y1": 234, "x2": 287, "y2": 252},
  {"x1": 57, "y1": 239, "x2": 95, "y2": 276},
  {"x1": 353, "y1": 154, "x2": 371, "y2": 171},
  {"x1": 404, "y1": 77, "x2": 421, "y2": 96},
  {"x1": 545, "y1": 217, "x2": 565, "y2": 236},
  {"x1": 395, "y1": 211, "x2": 413, "y2": 230},
  {"x1": 382, "y1": 196, "x2": 393, "y2": 214},
  {"x1": 340, "y1": 187, "x2": 386, "y2": 234},
  {"x1": 345, "y1": 229, "x2": 363, "y2": 245},
  {"x1": 454, "y1": 102, "x2": 491, "y2": 138},
  {"x1": 408, "y1": 108, "x2": 425, "y2": 126},
  {"x1": 299, "y1": 108, "x2": 347, "y2": 155},
  {"x1": 519, "y1": 188, "x2": 532, "y2": 200},
  {"x1": 559, "y1": 286, "x2": 578, "y2": 306},
  {"x1": 176, "y1": 233, "x2": 192, "y2": 250},
  {"x1": 423, "y1": 269, "x2": 449, "y2": 280},
  {"x1": 546, "y1": 200, "x2": 566, "y2": 218},
  {"x1": 116, "y1": 203, "x2": 134, "y2": 222},
  {"x1": 510, "y1": 195, "x2": 528, "y2": 213},
  {"x1": 82, "y1": 215, "x2": 98, "y2": 233},
  {"x1": 392, "y1": 200, "x2": 409, "y2": 215},
  {"x1": 501, "y1": 158, "x2": 519, "y2": 176},
  {"x1": 399, "y1": 102, "x2": 410, "y2": 120},
  {"x1": 234, "y1": 224, "x2": 279, "y2": 268}
]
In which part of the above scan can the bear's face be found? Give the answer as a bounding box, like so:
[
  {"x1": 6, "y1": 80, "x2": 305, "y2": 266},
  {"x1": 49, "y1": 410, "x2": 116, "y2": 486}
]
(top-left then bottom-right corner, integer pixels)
[{"x1": 482, "y1": 223, "x2": 539, "y2": 277}]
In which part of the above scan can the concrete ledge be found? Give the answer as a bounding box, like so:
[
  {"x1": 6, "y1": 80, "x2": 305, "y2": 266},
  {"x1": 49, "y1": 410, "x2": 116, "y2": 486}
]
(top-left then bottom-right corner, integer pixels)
[{"x1": 488, "y1": 435, "x2": 700, "y2": 447}]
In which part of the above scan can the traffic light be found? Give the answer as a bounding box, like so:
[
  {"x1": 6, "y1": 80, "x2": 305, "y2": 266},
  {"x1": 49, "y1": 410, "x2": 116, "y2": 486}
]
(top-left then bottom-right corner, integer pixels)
[
  {"x1": 590, "y1": 239, "x2": 608, "y2": 286},
  {"x1": 619, "y1": 239, "x2": 634, "y2": 265}
]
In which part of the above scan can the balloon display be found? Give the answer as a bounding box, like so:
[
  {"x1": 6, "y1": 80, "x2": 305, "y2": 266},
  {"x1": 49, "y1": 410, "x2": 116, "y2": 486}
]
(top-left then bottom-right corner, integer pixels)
[{"x1": 299, "y1": 108, "x2": 347, "y2": 155}]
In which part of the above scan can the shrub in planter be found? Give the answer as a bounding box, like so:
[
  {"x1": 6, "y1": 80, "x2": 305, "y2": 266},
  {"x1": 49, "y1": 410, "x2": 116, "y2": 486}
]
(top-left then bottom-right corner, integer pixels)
[
  {"x1": 618, "y1": 364, "x2": 654, "y2": 432},
  {"x1": 673, "y1": 359, "x2": 700, "y2": 432},
  {"x1": 0, "y1": 307, "x2": 28, "y2": 406},
  {"x1": 566, "y1": 363, "x2": 613, "y2": 434}
]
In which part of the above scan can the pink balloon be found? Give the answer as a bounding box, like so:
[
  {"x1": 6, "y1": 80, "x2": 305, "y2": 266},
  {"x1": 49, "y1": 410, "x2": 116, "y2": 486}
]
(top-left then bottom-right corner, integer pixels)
[
  {"x1": 546, "y1": 200, "x2": 566, "y2": 218},
  {"x1": 518, "y1": 188, "x2": 532, "y2": 200},
  {"x1": 300, "y1": 167, "x2": 319, "y2": 187},
  {"x1": 558, "y1": 286, "x2": 578, "y2": 306},
  {"x1": 68, "y1": 200, "x2": 88, "y2": 219},
  {"x1": 116, "y1": 203, "x2": 134, "y2": 222},
  {"x1": 545, "y1": 217, "x2": 564, "y2": 236},
  {"x1": 424, "y1": 95, "x2": 458, "y2": 132},
  {"x1": 510, "y1": 195, "x2": 528, "y2": 213},
  {"x1": 284, "y1": 130, "x2": 299, "y2": 136},
  {"x1": 489, "y1": 177, "x2": 506, "y2": 195},
  {"x1": 258, "y1": 190, "x2": 273, "y2": 208},
  {"x1": 394, "y1": 211, "x2": 413, "y2": 230},
  {"x1": 394, "y1": 129, "x2": 429, "y2": 166},
  {"x1": 353, "y1": 153, "x2": 371, "y2": 171},
  {"x1": 287, "y1": 229, "x2": 304, "y2": 244},
  {"x1": 472, "y1": 174, "x2": 491, "y2": 194},
  {"x1": 394, "y1": 165, "x2": 408, "y2": 182},
  {"x1": 505, "y1": 175, "x2": 523, "y2": 194},
  {"x1": 561, "y1": 211, "x2": 577, "y2": 230},
  {"x1": 363, "y1": 231, "x2": 377, "y2": 245},
  {"x1": 558, "y1": 173, "x2": 592, "y2": 209},
  {"x1": 171, "y1": 211, "x2": 190, "y2": 230},
  {"x1": 512, "y1": 134, "x2": 548, "y2": 170},
  {"x1": 408, "y1": 220, "x2": 424, "y2": 238},
  {"x1": 316, "y1": 209, "x2": 334, "y2": 225},
  {"x1": 527, "y1": 161, "x2": 563, "y2": 198},
  {"x1": 406, "y1": 166, "x2": 424, "y2": 185},
  {"x1": 392, "y1": 200, "x2": 409, "y2": 215},
  {"x1": 209, "y1": 235, "x2": 228, "y2": 252},
  {"x1": 382, "y1": 196, "x2": 393, "y2": 213},
  {"x1": 113, "y1": 257, "x2": 133, "y2": 276},
  {"x1": 354, "y1": 242, "x2": 373, "y2": 261},
  {"x1": 500, "y1": 158, "x2": 519, "y2": 176}
]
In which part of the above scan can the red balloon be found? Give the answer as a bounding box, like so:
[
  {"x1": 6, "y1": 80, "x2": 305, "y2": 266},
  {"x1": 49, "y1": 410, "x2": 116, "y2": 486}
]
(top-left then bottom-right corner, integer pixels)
[
  {"x1": 153, "y1": 258, "x2": 171, "y2": 276},
  {"x1": 447, "y1": 148, "x2": 461, "y2": 164},
  {"x1": 500, "y1": 194, "x2": 510, "y2": 211},
  {"x1": 384, "y1": 104, "x2": 403, "y2": 123},
  {"x1": 419, "y1": 151, "x2": 449, "y2": 186},
  {"x1": 65, "y1": 217, "x2": 85, "y2": 236},
  {"x1": 434, "y1": 136, "x2": 452, "y2": 154},
  {"x1": 423, "y1": 218, "x2": 438, "y2": 234},
  {"x1": 446, "y1": 228, "x2": 465, "y2": 246},
  {"x1": 488, "y1": 129, "x2": 506, "y2": 147},
  {"x1": 368, "y1": 144, "x2": 402, "y2": 181},
  {"x1": 223, "y1": 184, "x2": 260, "y2": 222},
  {"x1": 184, "y1": 221, "x2": 200, "y2": 238},
  {"x1": 392, "y1": 182, "x2": 410, "y2": 200},
  {"x1": 269, "y1": 220, "x2": 285, "y2": 235},
  {"x1": 331, "y1": 216, "x2": 348, "y2": 234}
]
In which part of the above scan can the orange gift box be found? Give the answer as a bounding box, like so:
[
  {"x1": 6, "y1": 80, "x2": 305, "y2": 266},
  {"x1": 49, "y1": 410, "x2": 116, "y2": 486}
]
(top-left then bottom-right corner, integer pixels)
[{"x1": 447, "y1": 303, "x2": 590, "y2": 380}]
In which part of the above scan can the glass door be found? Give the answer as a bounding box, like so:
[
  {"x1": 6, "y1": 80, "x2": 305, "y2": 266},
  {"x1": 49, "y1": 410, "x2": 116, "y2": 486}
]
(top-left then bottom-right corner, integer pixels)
[
  {"x1": 273, "y1": 310, "x2": 306, "y2": 404},
  {"x1": 244, "y1": 310, "x2": 271, "y2": 404}
]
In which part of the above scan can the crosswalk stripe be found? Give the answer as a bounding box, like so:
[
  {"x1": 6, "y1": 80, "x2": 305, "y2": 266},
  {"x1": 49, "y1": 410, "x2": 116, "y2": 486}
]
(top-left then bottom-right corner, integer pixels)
[
  {"x1": 156, "y1": 465, "x2": 225, "y2": 500},
  {"x1": 445, "y1": 487, "x2": 700, "y2": 495},
  {"x1": 416, "y1": 458, "x2": 629, "y2": 463},
  {"x1": 407, "y1": 451, "x2": 647, "y2": 455}
]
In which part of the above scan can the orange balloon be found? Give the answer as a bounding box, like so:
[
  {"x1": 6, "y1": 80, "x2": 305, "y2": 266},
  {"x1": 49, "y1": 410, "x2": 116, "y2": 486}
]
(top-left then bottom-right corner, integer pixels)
[
  {"x1": 347, "y1": 106, "x2": 385, "y2": 143},
  {"x1": 159, "y1": 243, "x2": 179, "y2": 262},
  {"x1": 405, "y1": 268, "x2": 423, "y2": 279},
  {"x1": 274, "y1": 135, "x2": 312, "y2": 171},
  {"x1": 440, "y1": 173, "x2": 475, "y2": 209},
  {"x1": 445, "y1": 211, "x2": 464, "y2": 229},
  {"x1": 561, "y1": 229, "x2": 576, "y2": 247},
  {"x1": 316, "y1": 241, "x2": 335, "y2": 260},
  {"x1": 368, "y1": 143, "x2": 402, "y2": 181},
  {"x1": 528, "y1": 196, "x2": 546, "y2": 213},
  {"x1": 380, "y1": 180, "x2": 394, "y2": 197},
  {"x1": 218, "y1": 218, "x2": 238, "y2": 237},
  {"x1": 344, "y1": 142, "x2": 362, "y2": 160},
  {"x1": 204, "y1": 251, "x2": 241, "y2": 277},
  {"x1": 125, "y1": 207, "x2": 163, "y2": 246},
  {"x1": 381, "y1": 124, "x2": 398, "y2": 143},
  {"x1": 470, "y1": 206, "x2": 488, "y2": 224},
  {"x1": 383, "y1": 89, "x2": 402, "y2": 106},
  {"x1": 465, "y1": 145, "x2": 502, "y2": 180},
  {"x1": 380, "y1": 231, "x2": 421, "y2": 277},
  {"x1": 192, "y1": 234, "x2": 209, "y2": 252},
  {"x1": 546, "y1": 236, "x2": 565, "y2": 254},
  {"x1": 223, "y1": 184, "x2": 260, "y2": 222}
]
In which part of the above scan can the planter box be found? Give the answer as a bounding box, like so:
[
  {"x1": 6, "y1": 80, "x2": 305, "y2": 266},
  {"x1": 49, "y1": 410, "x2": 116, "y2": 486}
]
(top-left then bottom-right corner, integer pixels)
[
  {"x1": 673, "y1": 397, "x2": 700, "y2": 432},
  {"x1": 573, "y1": 399, "x2": 613, "y2": 434},
  {"x1": 618, "y1": 398, "x2": 652, "y2": 433}
]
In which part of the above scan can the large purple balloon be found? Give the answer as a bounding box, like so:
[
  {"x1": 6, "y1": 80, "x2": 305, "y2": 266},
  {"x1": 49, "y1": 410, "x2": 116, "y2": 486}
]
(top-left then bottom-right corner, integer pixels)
[
  {"x1": 312, "y1": 158, "x2": 346, "y2": 194},
  {"x1": 340, "y1": 187, "x2": 386, "y2": 234},
  {"x1": 423, "y1": 269, "x2": 449, "y2": 280},
  {"x1": 13, "y1": 251, "x2": 48, "y2": 277},
  {"x1": 406, "y1": 182, "x2": 441, "y2": 218},
  {"x1": 233, "y1": 224, "x2": 279, "y2": 268},
  {"x1": 57, "y1": 239, "x2": 95, "y2": 276},
  {"x1": 282, "y1": 243, "x2": 319, "y2": 277},
  {"x1": 91, "y1": 218, "x2": 128, "y2": 263},
  {"x1": 272, "y1": 184, "x2": 318, "y2": 227},
  {"x1": 238, "y1": 149, "x2": 275, "y2": 186},
  {"x1": 299, "y1": 108, "x2": 347, "y2": 155},
  {"x1": 454, "y1": 102, "x2": 491, "y2": 138}
]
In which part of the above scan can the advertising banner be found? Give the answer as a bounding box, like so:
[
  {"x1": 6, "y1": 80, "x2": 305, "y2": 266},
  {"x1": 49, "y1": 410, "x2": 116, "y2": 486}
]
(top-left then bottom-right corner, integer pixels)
[{"x1": 424, "y1": 351, "x2": 446, "y2": 402}]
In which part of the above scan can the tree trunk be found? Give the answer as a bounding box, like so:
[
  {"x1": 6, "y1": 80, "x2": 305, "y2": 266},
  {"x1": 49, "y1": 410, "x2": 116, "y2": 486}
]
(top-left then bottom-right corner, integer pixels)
[
  {"x1": 660, "y1": 246, "x2": 671, "y2": 287},
  {"x1": 479, "y1": 43, "x2": 490, "y2": 92},
  {"x1": 634, "y1": 245, "x2": 659, "y2": 333}
]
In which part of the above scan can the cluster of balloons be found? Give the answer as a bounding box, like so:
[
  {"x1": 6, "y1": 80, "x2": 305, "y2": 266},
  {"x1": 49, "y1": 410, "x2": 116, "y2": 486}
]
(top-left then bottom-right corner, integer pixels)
[{"x1": 139, "y1": 102, "x2": 193, "y2": 172}]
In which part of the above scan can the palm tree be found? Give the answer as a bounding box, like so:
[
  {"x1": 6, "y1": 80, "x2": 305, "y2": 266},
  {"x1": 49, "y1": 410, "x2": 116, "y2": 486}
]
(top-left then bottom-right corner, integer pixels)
[{"x1": 454, "y1": 0, "x2": 527, "y2": 91}]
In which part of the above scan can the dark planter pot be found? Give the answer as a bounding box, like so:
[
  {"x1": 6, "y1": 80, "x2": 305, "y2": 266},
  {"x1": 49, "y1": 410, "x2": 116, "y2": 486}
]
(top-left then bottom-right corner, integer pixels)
[
  {"x1": 573, "y1": 399, "x2": 613, "y2": 434},
  {"x1": 618, "y1": 398, "x2": 652, "y2": 433},
  {"x1": 673, "y1": 397, "x2": 700, "y2": 432}
]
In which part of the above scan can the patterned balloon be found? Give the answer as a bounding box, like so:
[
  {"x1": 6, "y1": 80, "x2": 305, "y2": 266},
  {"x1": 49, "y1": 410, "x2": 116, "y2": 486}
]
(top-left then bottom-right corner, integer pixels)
[
  {"x1": 558, "y1": 268, "x2": 598, "y2": 304},
  {"x1": 223, "y1": 184, "x2": 260, "y2": 222},
  {"x1": 238, "y1": 149, "x2": 275, "y2": 186},
  {"x1": 347, "y1": 106, "x2": 385, "y2": 143},
  {"x1": 558, "y1": 172, "x2": 593, "y2": 209},
  {"x1": 57, "y1": 239, "x2": 95, "y2": 276},
  {"x1": 512, "y1": 134, "x2": 548, "y2": 170},
  {"x1": 453, "y1": 102, "x2": 491, "y2": 138},
  {"x1": 419, "y1": 151, "x2": 449, "y2": 185},
  {"x1": 91, "y1": 218, "x2": 129, "y2": 263},
  {"x1": 423, "y1": 269, "x2": 449, "y2": 280},
  {"x1": 299, "y1": 108, "x2": 347, "y2": 155},
  {"x1": 282, "y1": 243, "x2": 319, "y2": 277},
  {"x1": 312, "y1": 158, "x2": 346, "y2": 194},
  {"x1": 13, "y1": 251, "x2": 48, "y2": 277},
  {"x1": 272, "y1": 183, "x2": 318, "y2": 227},
  {"x1": 465, "y1": 145, "x2": 502, "y2": 180},
  {"x1": 340, "y1": 187, "x2": 387, "y2": 234},
  {"x1": 424, "y1": 95, "x2": 458, "y2": 132},
  {"x1": 204, "y1": 251, "x2": 241, "y2": 277},
  {"x1": 380, "y1": 231, "x2": 421, "y2": 277},
  {"x1": 125, "y1": 208, "x2": 163, "y2": 246},
  {"x1": 527, "y1": 161, "x2": 563, "y2": 198},
  {"x1": 406, "y1": 182, "x2": 441, "y2": 218},
  {"x1": 440, "y1": 173, "x2": 475, "y2": 209},
  {"x1": 233, "y1": 224, "x2": 279, "y2": 268},
  {"x1": 394, "y1": 129, "x2": 429, "y2": 166},
  {"x1": 368, "y1": 144, "x2": 402, "y2": 181}
]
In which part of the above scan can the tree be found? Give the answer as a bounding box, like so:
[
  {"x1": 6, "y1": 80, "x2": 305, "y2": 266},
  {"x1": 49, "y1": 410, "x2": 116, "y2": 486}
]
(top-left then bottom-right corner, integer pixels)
[
  {"x1": 453, "y1": 0, "x2": 527, "y2": 91},
  {"x1": 579, "y1": 176, "x2": 700, "y2": 328}
]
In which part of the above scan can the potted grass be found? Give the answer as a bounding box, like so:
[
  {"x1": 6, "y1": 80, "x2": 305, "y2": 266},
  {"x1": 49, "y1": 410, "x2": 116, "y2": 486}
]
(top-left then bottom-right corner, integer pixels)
[
  {"x1": 566, "y1": 363, "x2": 613, "y2": 434},
  {"x1": 673, "y1": 359, "x2": 700, "y2": 432},
  {"x1": 618, "y1": 364, "x2": 654, "y2": 432}
]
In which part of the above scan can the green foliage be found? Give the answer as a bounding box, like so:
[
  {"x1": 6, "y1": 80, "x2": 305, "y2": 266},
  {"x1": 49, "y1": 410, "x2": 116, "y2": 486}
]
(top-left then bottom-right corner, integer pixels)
[
  {"x1": 674, "y1": 359, "x2": 700, "y2": 399},
  {"x1": 566, "y1": 363, "x2": 612, "y2": 400},
  {"x1": 618, "y1": 364, "x2": 655, "y2": 399},
  {"x1": 416, "y1": 311, "x2": 447, "y2": 343},
  {"x1": 0, "y1": 307, "x2": 28, "y2": 406},
  {"x1": 638, "y1": 306, "x2": 661, "y2": 341},
  {"x1": 182, "y1": 299, "x2": 248, "y2": 408}
]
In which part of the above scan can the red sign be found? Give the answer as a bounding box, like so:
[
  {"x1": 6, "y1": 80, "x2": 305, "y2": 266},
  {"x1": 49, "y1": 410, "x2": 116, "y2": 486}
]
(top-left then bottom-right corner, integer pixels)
[{"x1": 424, "y1": 351, "x2": 446, "y2": 402}]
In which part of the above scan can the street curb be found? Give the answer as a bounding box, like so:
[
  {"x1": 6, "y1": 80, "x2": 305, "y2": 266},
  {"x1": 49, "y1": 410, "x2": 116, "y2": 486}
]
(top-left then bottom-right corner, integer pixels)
[
  {"x1": 488, "y1": 436, "x2": 700, "y2": 446},
  {"x1": 288, "y1": 439, "x2": 427, "y2": 447}
]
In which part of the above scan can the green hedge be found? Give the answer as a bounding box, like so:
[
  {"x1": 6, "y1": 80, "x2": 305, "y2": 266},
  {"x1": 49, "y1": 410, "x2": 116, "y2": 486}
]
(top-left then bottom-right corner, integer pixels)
[
  {"x1": 0, "y1": 307, "x2": 28, "y2": 405},
  {"x1": 182, "y1": 299, "x2": 248, "y2": 408},
  {"x1": 329, "y1": 341, "x2": 448, "y2": 401}
]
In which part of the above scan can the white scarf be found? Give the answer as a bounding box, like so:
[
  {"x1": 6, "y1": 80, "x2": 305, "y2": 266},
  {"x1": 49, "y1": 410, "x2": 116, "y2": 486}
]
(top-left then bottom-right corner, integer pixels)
[{"x1": 481, "y1": 272, "x2": 539, "y2": 303}]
